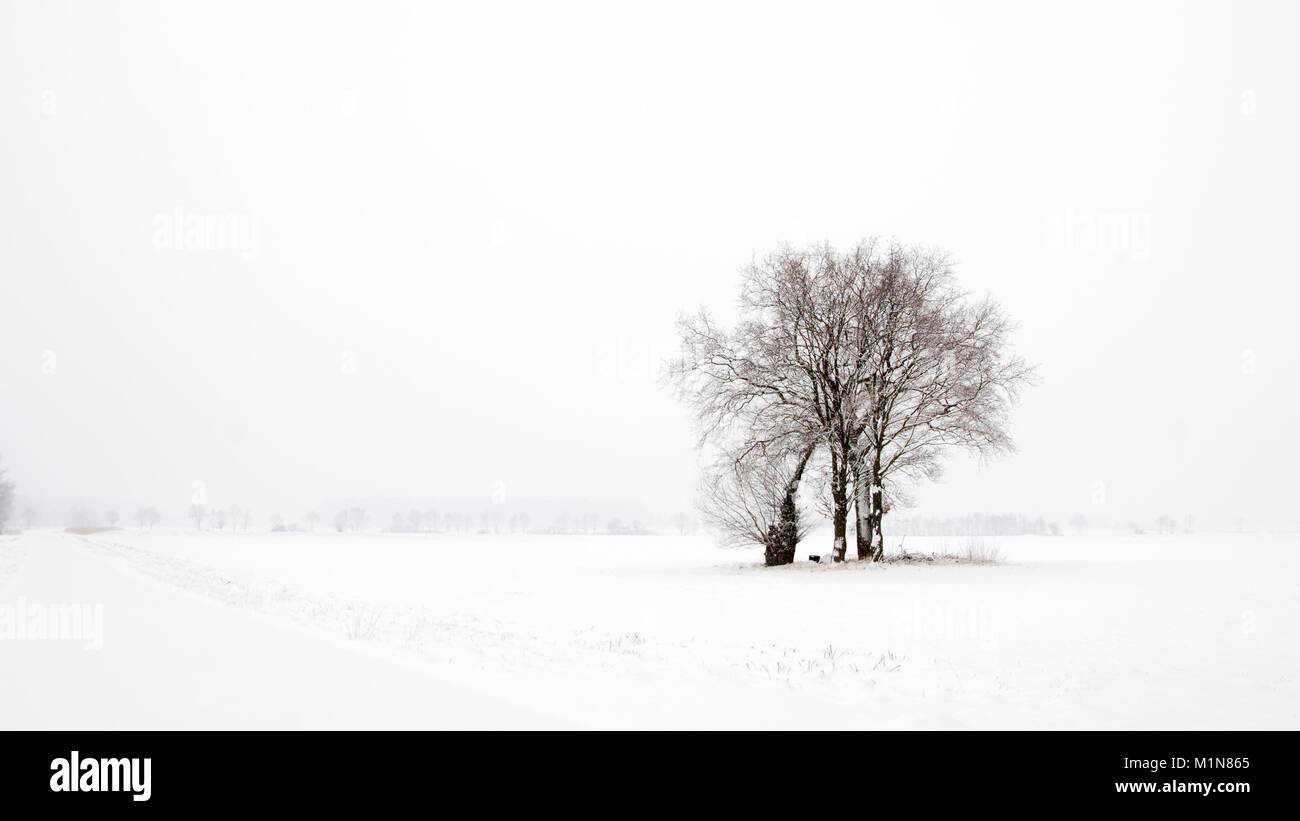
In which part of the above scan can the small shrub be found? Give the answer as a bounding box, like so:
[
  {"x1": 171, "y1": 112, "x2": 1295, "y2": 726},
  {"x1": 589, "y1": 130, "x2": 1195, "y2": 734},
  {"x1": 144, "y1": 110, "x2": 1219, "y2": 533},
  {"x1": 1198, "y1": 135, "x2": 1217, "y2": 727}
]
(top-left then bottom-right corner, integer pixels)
[{"x1": 961, "y1": 537, "x2": 1002, "y2": 564}]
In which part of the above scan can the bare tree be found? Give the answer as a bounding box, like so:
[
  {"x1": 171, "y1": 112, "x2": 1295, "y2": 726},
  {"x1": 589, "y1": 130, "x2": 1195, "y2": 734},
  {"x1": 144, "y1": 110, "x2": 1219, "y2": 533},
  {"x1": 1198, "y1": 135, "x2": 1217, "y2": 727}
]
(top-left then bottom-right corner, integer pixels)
[
  {"x1": 105, "y1": 509, "x2": 120, "y2": 528},
  {"x1": 187, "y1": 503, "x2": 207, "y2": 531},
  {"x1": 347, "y1": 506, "x2": 366, "y2": 532},
  {"x1": 699, "y1": 444, "x2": 815, "y2": 565},
  {"x1": 845, "y1": 242, "x2": 1034, "y2": 560},
  {"x1": 136, "y1": 506, "x2": 162, "y2": 530},
  {"x1": 669, "y1": 512, "x2": 688, "y2": 535},
  {"x1": 304, "y1": 511, "x2": 319, "y2": 531},
  {"x1": 23, "y1": 506, "x2": 37, "y2": 529},
  {"x1": 670, "y1": 242, "x2": 879, "y2": 562},
  {"x1": 212, "y1": 509, "x2": 228, "y2": 531}
]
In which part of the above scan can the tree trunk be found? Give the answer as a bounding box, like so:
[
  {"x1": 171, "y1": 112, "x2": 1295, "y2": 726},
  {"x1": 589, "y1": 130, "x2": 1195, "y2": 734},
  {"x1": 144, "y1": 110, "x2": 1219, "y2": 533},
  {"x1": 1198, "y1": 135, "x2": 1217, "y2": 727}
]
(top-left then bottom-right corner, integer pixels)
[
  {"x1": 764, "y1": 445, "x2": 814, "y2": 567},
  {"x1": 830, "y1": 452, "x2": 848, "y2": 562},
  {"x1": 762, "y1": 527, "x2": 788, "y2": 567},
  {"x1": 855, "y1": 483, "x2": 874, "y2": 560},
  {"x1": 868, "y1": 462, "x2": 885, "y2": 561}
]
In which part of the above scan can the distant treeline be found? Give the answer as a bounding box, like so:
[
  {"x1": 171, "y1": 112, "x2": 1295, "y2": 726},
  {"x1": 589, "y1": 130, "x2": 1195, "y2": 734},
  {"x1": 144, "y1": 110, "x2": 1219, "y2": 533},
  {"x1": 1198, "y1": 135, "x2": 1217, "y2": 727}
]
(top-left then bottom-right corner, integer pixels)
[{"x1": 892, "y1": 514, "x2": 1058, "y2": 537}]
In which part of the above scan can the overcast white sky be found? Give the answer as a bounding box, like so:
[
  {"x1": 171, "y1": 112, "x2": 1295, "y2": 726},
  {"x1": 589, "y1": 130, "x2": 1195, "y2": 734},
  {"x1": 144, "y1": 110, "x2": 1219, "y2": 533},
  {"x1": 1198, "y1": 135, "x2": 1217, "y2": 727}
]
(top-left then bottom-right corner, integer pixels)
[{"x1": 2, "y1": 1, "x2": 1297, "y2": 526}]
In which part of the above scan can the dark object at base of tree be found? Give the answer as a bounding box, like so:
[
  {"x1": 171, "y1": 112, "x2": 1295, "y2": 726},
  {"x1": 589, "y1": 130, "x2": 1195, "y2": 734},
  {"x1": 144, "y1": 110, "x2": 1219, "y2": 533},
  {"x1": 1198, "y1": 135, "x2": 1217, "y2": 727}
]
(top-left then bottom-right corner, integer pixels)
[{"x1": 808, "y1": 554, "x2": 821, "y2": 563}]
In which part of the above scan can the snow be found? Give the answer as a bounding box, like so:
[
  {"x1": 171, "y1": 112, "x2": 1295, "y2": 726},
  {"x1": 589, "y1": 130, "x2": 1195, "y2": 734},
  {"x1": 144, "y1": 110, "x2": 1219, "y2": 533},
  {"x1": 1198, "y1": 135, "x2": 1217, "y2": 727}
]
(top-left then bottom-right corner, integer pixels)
[{"x1": 1, "y1": 527, "x2": 1296, "y2": 729}]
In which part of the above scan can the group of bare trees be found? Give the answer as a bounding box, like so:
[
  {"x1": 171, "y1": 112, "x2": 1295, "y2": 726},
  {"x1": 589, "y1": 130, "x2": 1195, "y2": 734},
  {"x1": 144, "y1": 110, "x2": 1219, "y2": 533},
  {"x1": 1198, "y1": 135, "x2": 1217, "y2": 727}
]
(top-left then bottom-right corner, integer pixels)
[
  {"x1": 670, "y1": 239, "x2": 1033, "y2": 566},
  {"x1": 388, "y1": 508, "x2": 441, "y2": 533},
  {"x1": 183, "y1": 503, "x2": 255, "y2": 532},
  {"x1": 134, "y1": 507, "x2": 162, "y2": 529},
  {"x1": 333, "y1": 507, "x2": 368, "y2": 532}
]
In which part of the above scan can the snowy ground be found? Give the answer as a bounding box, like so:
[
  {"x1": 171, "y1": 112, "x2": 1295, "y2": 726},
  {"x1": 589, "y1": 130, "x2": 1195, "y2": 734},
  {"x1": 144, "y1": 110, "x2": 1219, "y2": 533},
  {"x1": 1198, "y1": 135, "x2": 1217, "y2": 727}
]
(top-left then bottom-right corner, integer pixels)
[{"x1": 1, "y1": 527, "x2": 1295, "y2": 729}]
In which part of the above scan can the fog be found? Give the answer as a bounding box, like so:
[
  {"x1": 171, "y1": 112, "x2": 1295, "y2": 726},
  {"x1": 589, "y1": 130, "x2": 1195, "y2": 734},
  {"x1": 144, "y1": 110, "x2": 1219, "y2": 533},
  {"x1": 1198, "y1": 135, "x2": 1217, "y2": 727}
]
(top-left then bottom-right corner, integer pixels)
[{"x1": 3, "y1": 0, "x2": 1297, "y2": 528}]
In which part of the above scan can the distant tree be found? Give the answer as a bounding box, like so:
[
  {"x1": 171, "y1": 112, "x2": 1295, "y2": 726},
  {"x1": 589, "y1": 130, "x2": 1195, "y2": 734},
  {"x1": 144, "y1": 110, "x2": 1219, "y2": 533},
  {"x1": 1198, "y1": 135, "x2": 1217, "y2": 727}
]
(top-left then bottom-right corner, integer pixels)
[
  {"x1": 1182, "y1": 514, "x2": 1194, "y2": 534},
  {"x1": 347, "y1": 507, "x2": 366, "y2": 532},
  {"x1": 1154, "y1": 514, "x2": 1176, "y2": 535},
  {"x1": 188, "y1": 504, "x2": 207, "y2": 530},
  {"x1": 1069, "y1": 513, "x2": 1087, "y2": 534},
  {"x1": 670, "y1": 512, "x2": 689, "y2": 535},
  {"x1": 105, "y1": 509, "x2": 119, "y2": 528},
  {"x1": 423, "y1": 506, "x2": 437, "y2": 533},
  {"x1": 0, "y1": 461, "x2": 14, "y2": 532},
  {"x1": 518, "y1": 512, "x2": 530, "y2": 534},
  {"x1": 227, "y1": 504, "x2": 243, "y2": 533},
  {"x1": 241, "y1": 508, "x2": 253, "y2": 531},
  {"x1": 304, "y1": 511, "x2": 319, "y2": 531},
  {"x1": 407, "y1": 509, "x2": 422, "y2": 533},
  {"x1": 1048, "y1": 521, "x2": 1061, "y2": 536},
  {"x1": 390, "y1": 512, "x2": 405, "y2": 532},
  {"x1": 270, "y1": 513, "x2": 285, "y2": 532},
  {"x1": 212, "y1": 509, "x2": 228, "y2": 531},
  {"x1": 333, "y1": 510, "x2": 349, "y2": 532},
  {"x1": 136, "y1": 506, "x2": 162, "y2": 530},
  {"x1": 23, "y1": 506, "x2": 37, "y2": 529}
]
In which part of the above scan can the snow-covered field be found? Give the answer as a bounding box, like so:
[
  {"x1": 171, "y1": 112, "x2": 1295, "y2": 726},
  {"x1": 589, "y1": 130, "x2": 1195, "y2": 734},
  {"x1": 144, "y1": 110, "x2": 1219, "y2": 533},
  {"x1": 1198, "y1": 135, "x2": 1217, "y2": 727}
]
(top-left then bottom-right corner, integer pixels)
[{"x1": 1, "y1": 527, "x2": 1296, "y2": 729}]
